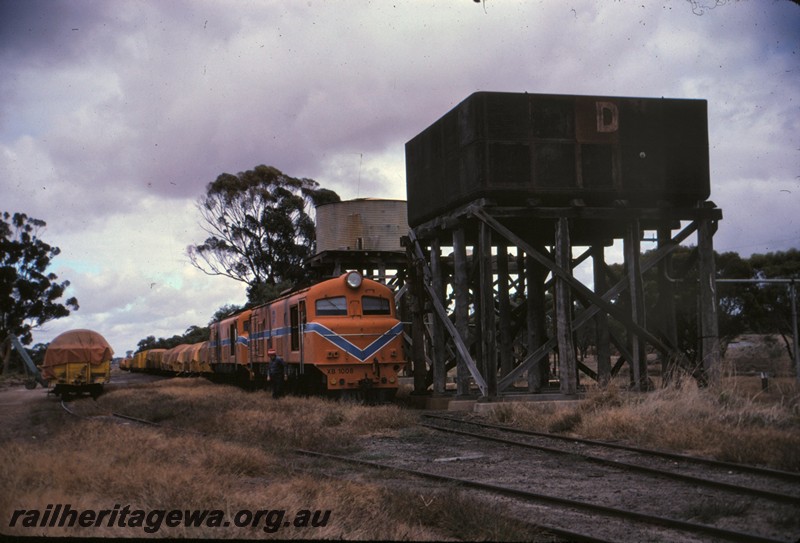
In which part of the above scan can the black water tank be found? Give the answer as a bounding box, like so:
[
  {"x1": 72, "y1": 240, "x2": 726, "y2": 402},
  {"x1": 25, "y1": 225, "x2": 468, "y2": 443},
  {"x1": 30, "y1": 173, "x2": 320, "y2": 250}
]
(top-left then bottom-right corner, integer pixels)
[{"x1": 405, "y1": 92, "x2": 710, "y2": 227}]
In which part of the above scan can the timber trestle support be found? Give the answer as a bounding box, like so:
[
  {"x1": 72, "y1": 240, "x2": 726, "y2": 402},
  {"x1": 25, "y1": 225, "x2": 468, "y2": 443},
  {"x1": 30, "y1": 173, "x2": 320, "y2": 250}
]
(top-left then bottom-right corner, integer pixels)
[{"x1": 403, "y1": 199, "x2": 723, "y2": 400}]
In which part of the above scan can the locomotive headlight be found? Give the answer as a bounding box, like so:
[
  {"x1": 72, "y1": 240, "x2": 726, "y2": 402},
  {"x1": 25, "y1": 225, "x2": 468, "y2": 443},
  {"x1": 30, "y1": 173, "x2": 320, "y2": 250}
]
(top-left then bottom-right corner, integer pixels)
[{"x1": 345, "y1": 271, "x2": 363, "y2": 289}]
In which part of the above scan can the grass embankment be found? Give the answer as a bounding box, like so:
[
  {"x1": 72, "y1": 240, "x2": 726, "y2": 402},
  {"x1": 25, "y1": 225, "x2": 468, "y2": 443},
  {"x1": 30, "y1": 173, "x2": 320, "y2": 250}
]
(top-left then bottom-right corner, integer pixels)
[
  {"x1": 2, "y1": 373, "x2": 798, "y2": 540},
  {"x1": 0, "y1": 378, "x2": 540, "y2": 541},
  {"x1": 487, "y1": 375, "x2": 800, "y2": 471}
]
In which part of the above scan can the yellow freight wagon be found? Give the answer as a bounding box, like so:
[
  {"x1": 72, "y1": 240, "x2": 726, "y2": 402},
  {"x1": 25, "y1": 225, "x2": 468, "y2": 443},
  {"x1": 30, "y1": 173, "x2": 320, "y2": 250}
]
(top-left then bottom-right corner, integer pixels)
[{"x1": 40, "y1": 329, "x2": 114, "y2": 399}]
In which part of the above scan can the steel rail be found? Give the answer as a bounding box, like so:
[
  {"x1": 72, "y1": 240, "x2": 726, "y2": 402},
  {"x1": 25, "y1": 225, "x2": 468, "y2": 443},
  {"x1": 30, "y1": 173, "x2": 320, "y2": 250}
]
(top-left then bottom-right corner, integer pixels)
[
  {"x1": 419, "y1": 421, "x2": 800, "y2": 505},
  {"x1": 59, "y1": 402, "x2": 606, "y2": 542},
  {"x1": 422, "y1": 413, "x2": 800, "y2": 483},
  {"x1": 295, "y1": 448, "x2": 788, "y2": 543},
  {"x1": 288, "y1": 465, "x2": 613, "y2": 543}
]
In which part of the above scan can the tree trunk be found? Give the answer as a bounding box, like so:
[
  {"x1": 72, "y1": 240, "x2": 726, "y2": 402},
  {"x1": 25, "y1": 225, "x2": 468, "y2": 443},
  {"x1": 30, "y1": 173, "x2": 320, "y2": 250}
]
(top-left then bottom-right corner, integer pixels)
[{"x1": 1, "y1": 337, "x2": 13, "y2": 375}]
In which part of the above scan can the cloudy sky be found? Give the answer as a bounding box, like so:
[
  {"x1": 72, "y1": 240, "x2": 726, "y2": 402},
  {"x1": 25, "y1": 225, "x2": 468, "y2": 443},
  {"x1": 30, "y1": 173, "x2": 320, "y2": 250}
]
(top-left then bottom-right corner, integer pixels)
[{"x1": 1, "y1": 0, "x2": 798, "y2": 356}]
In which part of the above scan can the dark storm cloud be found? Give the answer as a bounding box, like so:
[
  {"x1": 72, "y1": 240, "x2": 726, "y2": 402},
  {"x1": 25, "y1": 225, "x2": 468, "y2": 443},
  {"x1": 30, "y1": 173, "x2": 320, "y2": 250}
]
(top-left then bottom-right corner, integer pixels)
[{"x1": 0, "y1": 0, "x2": 108, "y2": 63}]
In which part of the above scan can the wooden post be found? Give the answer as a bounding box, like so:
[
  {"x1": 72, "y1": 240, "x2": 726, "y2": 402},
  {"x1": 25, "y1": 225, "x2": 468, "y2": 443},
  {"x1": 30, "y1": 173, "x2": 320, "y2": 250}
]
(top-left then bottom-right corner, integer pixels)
[
  {"x1": 430, "y1": 238, "x2": 447, "y2": 394},
  {"x1": 625, "y1": 220, "x2": 648, "y2": 390},
  {"x1": 452, "y1": 227, "x2": 471, "y2": 396},
  {"x1": 592, "y1": 243, "x2": 611, "y2": 386},
  {"x1": 697, "y1": 219, "x2": 720, "y2": 386},
  {"x1": 410, "y1": 252, "x2": 428, "y2": 395},
  {"x1": 658, "y1": 226, "x2": 679, "y2": 385},
  {"x1": 478, "y1": 221, "x2": 497, "y2": 398},
  {"x1": 555, "y1": 217, "x2": 577, "y2": 395},
  {"x1": 526, "y1": 252, "x2": 549, "y2": 391},
  {"x1": 497, "y1": 244, "x2": 513, "y2": 378}
]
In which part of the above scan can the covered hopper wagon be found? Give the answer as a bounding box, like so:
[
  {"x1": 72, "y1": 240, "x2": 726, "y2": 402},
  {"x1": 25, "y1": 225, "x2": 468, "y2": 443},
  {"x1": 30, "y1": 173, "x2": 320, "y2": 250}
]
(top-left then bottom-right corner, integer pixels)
[{"x1": 39, "y1": 329, "x2": 114, "y2": 399}]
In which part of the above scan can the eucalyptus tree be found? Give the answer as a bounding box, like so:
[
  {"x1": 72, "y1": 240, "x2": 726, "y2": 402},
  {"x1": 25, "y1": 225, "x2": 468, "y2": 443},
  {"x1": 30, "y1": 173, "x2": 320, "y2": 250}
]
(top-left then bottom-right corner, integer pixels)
[
  {"x1": 0, "y1": 212, "x2": 79, "y2": 373},
  {"x1": 187, "y1": 165, "x2": 339, "y2": 304}
]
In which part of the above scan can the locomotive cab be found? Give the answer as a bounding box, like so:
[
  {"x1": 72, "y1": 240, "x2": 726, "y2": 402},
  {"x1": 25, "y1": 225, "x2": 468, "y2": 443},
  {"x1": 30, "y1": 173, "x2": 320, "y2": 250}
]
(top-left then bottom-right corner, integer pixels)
[
  {"x1": 301, "y1": 271, "x2": 404, "y2": 398},
  {"x1": 247, "y1": 271, "x2": 405, "y2": 400}
]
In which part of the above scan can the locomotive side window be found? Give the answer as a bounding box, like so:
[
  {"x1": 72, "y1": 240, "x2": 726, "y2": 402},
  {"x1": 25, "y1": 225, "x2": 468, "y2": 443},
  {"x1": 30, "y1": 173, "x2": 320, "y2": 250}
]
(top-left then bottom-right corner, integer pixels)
[
  {"x1": 290, "y1": 305, "x2": 300, "y2": 351},
  {"x1": 362, "y1": 296, "x2": 391, "y2": 316},
  {"x1": 315, "y1": 296, "x2": 347, "y2": 316},
  {"x1": 252, "y1": 317, "x2": 264, "y2": 357}
]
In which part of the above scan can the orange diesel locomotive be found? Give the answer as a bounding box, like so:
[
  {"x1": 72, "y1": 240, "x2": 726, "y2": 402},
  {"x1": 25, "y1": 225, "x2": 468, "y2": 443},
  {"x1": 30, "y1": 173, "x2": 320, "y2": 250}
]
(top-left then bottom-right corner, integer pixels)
[{"x1": 209, "y1": 271, "x2": 405, "y2": 399}]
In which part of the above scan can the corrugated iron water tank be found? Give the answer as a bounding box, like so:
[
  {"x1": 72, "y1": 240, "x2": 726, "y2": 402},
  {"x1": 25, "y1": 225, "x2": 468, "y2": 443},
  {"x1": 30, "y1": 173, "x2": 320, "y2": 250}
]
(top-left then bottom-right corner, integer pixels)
[
  {"x1": 315, "y1": 199, "x2": 408, "y2": 253},
  {"x1": 405, "y1": 91, "x2": 710, "y2": 226}
]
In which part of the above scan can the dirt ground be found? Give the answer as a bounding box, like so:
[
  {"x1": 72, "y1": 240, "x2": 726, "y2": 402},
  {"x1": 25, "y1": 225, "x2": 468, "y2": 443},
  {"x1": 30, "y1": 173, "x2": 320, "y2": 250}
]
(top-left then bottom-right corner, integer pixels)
[
  {"x1": 1, "y1": 339, "x2": 798, "y2": 542},
  {"x1": 0, "y1": 370, "x2": 167, "y2": 443}
]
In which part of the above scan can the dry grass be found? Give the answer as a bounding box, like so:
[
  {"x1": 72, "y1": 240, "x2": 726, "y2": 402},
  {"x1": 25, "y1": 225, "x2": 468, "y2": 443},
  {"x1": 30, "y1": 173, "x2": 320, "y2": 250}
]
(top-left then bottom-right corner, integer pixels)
[
  {"x1": 4, "y1": 372, "x2": 799, "y2": 539},
  {"x1": 1, "y1": 378, "x2": 540, "y2": 540},
  {"x1": 485, "y1": 374, "x2": 800, "y2": 471},
  {"x1": 88, "y1": 379, "x2": 415, "y2": 452}
]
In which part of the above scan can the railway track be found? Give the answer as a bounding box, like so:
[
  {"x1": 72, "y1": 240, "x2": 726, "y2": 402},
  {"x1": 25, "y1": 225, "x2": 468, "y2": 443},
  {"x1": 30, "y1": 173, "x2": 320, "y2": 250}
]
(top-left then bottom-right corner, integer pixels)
[
  {"x1": 296, "y1": 448, "x2": 791, "y2": 543},
  {"x1": 60, "y1": 401, "x2": 800, "y2": 542},
  {"x1": 420, "y1": 413, "x2": 800, "y2": 506}
]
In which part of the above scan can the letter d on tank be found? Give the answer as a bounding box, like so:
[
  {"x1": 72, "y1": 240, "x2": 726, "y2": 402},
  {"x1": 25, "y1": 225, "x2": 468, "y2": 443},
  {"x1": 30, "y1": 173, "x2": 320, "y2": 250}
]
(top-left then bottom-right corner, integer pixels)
[{"x1": 596, "y1": 101, "x2": 618, "y2": 133}]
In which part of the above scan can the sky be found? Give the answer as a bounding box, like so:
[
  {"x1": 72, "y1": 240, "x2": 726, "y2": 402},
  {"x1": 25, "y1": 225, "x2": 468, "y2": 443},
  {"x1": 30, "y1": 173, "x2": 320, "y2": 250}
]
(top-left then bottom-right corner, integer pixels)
[{"x1": 1, "y1": 0, "x2": 798, "y2": 357}]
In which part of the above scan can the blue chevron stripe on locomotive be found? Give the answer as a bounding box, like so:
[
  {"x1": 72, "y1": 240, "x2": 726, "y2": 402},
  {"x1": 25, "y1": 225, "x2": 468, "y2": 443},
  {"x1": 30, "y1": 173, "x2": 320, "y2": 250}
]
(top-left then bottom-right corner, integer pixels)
[
  {"x1": 215, "y1": 336, "x2": 250, "y2": 347},
  {"x1": 304, "y1": 322, "x2": 403, "y2": 362}
]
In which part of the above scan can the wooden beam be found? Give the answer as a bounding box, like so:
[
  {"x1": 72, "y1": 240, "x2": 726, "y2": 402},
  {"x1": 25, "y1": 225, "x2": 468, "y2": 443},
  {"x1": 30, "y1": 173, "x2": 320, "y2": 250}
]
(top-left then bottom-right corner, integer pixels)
[
  {"x1": 497, "y1": 220, "x2": 699, "y2": 391},
  {"x1": 555, "y1": 217, "x2": 577, "y2": 395},
  {"x1": 478, "y1": 221, "x2": 498, "y2": 397},
  {"x1": 430, "y1": 238, "x2": 447, "y2": 395},
  {"x1": 497, "y1": 244, "x2": 513, "y2": 378},
  {"x1": 408, "y1": 229, "x2": 488, "y2": 395},
  {"x1": 526, "y1": 253, "x2": 549, "y2": 391},
  {"x1": 625, "y1": 219, "x2": 648, "y2": 390},
  {"x1": 592, "y1": 244, "x2": 611, "y2": 386},
  {"x1": 473, "y1": 208, "x2": 670, "y2": 355},
  {"x1": 698, "y1": 219, "x2": 721, "y2": 386},
  {"x1": 657, "y1": 226, "x2": 679, "y2": 385},
  {"x1": 410, "y1": 257, "x2": 427, "y2": 394},
  {"x1": 452, "y1": 227, "x2": 473, "y2": 396}
]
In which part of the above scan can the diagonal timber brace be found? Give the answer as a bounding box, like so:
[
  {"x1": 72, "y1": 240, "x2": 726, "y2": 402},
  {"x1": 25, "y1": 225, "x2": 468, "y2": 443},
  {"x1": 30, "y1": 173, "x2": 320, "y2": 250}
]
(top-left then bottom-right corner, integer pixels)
[
  {"x1": 472, "y1": 208, "x2": 671, "y2": 352},
  {"x1": 407, "y1": 230, "x2": 489, "y2": 395},
  {"x1": 495, "y1": 216, "x2": 701, "y2": 391}
]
